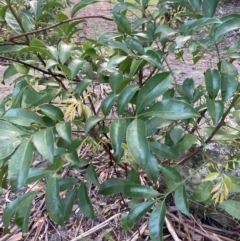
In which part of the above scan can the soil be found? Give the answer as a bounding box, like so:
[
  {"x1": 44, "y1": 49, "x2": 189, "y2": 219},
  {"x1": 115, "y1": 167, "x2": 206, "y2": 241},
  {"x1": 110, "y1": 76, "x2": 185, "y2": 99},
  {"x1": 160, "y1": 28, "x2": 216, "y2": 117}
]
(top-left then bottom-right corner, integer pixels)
[{"x1": 1, "y1": 1, "x2": 240, "y2": 241}]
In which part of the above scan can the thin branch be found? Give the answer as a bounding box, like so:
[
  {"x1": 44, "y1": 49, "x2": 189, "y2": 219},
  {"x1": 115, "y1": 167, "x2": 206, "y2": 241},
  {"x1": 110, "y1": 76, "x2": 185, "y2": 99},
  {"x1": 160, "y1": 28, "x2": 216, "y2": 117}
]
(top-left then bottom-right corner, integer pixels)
[
  {"x1": 0, "y1": 55, "x2": 81, "y2": 82},
  {"x1": 9, "y1": 15, "x2": 113, "y2": 42}
]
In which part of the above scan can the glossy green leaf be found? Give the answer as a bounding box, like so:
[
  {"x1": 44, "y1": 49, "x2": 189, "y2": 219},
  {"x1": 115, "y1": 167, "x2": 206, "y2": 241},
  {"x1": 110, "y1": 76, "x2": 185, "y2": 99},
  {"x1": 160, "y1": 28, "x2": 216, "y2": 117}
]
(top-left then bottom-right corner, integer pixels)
[
  {"x1": 173, "y1": 134, "x2": 198, "y2": 154},
  {"x1": 155, "y1": 25, "x2": 177, "y2": 41},
  {"x1": 26, "y1": 168, "x2": 53, "y2": 184},
  {"x1": 149, "y1": 142, "x2": 175, "y2": 159},
  {"x1": 101, "y1": 94, "x2": 117, "y2": 116},
  {"x1": 109, "y1": 71, "x2": 123, "y2": 94},
  {"x1": 220, "y1": 200, "x2": 240, "y2": 220},
  {"x1": 3, "y1": 191, "x2": 38, "y2": 232},
  {"x1": 117, "y1": 84, "x2": 139, "y2": 114},
  {"x1": 192, "y1": 181, "x2": 212, "y2": 202},
  {"x1": 129, "y1": 59, "x2": 145, "y2": 78},
  {"x1": 146, "y1": 117, "x2": 173, "y2": 136},
  {"x1": 161, "y1": 166, "x2": 182, "y2": 192},
  {"x1": 202, "y1": 0, "x2": 220, "y2": 17},
  {"x1": 141, "y1": 50, "x2": 163, "y2": 69},
  {"x1": 205, "y1": 69, "x2": 221, "y2": 99},
  {"x1": 112, "y1": 12, "x2": 131, "y2": 34},
  {"x1": 33, "y1": 128, "x2": 54, "y2": 163},
  {"x1": 13, "y1": 63, "x2": 29, "y2": 75},
  {"x1": 18, "y1": 46, "x2": 52, "y2": 58},
  {"x1": 206, "y1": 99, "x2": 224, "y2": 125},
  {"x1": 0, "y1": 45, "x2": 26, "y2": 54},
  {"x1": 58, "y1": 42, "x2": 73, "y2": 64},
  {"x1": 86, "y1": 163, "x2": 100, "y2": 187},
  {"x1": 174, "y1": 184, "x2": 189, "y2": 216},
  {"x1": 215, "y1": 18, "x2": 240, "y2": 40},
  {"x1": 9, "y1": 139, "x2": 33, "y2": 192},
  {"x1": 46, "y1": 59, "x2": 58, "y2": 69},
  {"x1": 45, "y1": 176, "x2": 64, "y2": 225},
  {"x1": 68, "y1": 59, "x2": 84, "y2": 80},
  {"x1": 39, "y1": 104, "x2": 64, "y2": 121},
  {"x1": 99, "y1": 178, "x2": 134, "y2": 195},
  {"x1": 145, "y1": 153, "x2": 159, "y2": 183},
  {"x1": 3, "y1": 108, "x2": 45, "y2": 127},
  {"x1": 124, "y1": 37, "x2": 144, "y2": 55},
  {"x1": 46, "y1": 46, "x2": 58, "y2": 60},
  {"x1": 136, "y1": 72, "x2": 172, "y2": 113},
  {"x1": 71, "y1": 0, "x2": 100, "y2": 17},
  {"x1": 121, "y1": 213, "x2": 131, "y2": 231},
  {"x1": 229, "y1": 176, "x2": 240, "y2": 192},
  {"x1": 107, "y1": 55, "x2": 127, "y2": 72},
  {"x1": 63, "y1": 189, "x2": 77, "y2": 221},
  {"x1": 0, "y1": 121, "x2": 26, "y2": 137},
  {"x1": 3, "y1": 64, "x2": 18, "y2": 79},
  {"x1": 75, "y1": 79, "x2": 92, "y2": 97},
  {"x1": 84, "y1": 116, "x2": 102, "y2": 135},
  {"x1": 149, "y1": 201, "x2": 166, "y2": 241},
  {"x1": 189, "y1": 0, "x2": 202, "y2": 11},
  {"x1": 0, "y1": 137, "x2": 22, "y2": 160},
  {"x1": 5, "y1": 12, "x2": 22, "y2": 33},
  {"x1": 170, "y1": 126, "x2": 184, "y2": 145},
  {"x1": 78, "y1": 183, "x2": 94, "y2": 219},
  {"x1": 127, "y1": 201, "x2": 155, "y2": 228},
  {"x1": 59, "y1": 178, "x2": 78, "y2": 191},
  {"x1": 182, "y1": 78, "x2": 194, "y2": 101},
  {"x1": 56, "y1": 122, "x2": 71, "y2": 144},
  {"x1": 110, "y1": 119, "x2": 126, "y2": 162},
  {"x1": 123, "y1": 185, "x2": 159, "y2": 198},
  {"x1": 108, "y1": 40, "x2": 132, "y2": 54},
  {"x1": 143, "y1": 100, "x2": 199, "y2": 120},
  {"x1": 29, "y1": 0, "x2": 43, "y2": 17},
  {"x1": 220, "y1": 60, "x2": 238, "y2": 102},
  {"x1": 126, "y1": 119, "x2": 149, "y2": 167}
]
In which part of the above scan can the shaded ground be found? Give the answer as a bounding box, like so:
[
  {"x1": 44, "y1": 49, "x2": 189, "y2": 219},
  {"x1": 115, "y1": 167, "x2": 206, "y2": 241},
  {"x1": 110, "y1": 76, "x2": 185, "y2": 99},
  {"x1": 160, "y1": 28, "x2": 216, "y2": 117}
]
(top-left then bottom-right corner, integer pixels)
[{"x1": 1, "y1": 1, "x2": 240, "y2": 241}]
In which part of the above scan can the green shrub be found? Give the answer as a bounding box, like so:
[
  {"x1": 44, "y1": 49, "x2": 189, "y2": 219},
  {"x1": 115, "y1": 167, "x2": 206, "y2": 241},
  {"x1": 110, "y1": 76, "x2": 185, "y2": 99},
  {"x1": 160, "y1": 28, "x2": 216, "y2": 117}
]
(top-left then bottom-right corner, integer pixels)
[{"x1": 1, "y1": 0, "x2": 240, "y2": 239}]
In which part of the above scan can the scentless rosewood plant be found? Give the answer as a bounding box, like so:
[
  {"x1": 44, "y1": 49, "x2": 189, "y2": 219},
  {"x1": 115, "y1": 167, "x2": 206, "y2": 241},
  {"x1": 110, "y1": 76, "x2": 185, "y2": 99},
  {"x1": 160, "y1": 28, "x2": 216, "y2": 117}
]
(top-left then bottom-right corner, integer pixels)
[{"x1": 1, "y1": 0, "x2": 240, "y2": 239}]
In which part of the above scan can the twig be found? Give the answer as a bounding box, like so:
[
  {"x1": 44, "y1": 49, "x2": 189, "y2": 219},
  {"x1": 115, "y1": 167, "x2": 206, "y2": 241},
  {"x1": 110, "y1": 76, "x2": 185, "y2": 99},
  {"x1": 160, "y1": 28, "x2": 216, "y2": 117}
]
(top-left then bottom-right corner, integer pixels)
[
  {"x1": 9, "y1": 15, "x2": 112, "y2": 42},
  {"x1": 127, "y1": 221, "x2": 148, "y2": 241},
  {"x1": 70, "y1": 213, "x2": 121, "y2": 241},
  {"x1": 165, "y1": 217, "x2": 182, "y2": 241}
]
